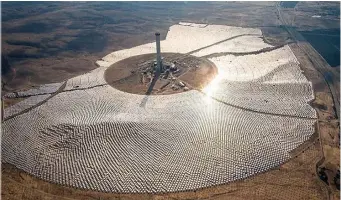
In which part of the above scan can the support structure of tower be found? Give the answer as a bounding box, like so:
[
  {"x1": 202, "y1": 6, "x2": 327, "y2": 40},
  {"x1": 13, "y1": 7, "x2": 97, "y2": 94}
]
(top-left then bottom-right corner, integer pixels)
[{"x1": 155, "y1": 32, "x2": 162, "y2": 72}]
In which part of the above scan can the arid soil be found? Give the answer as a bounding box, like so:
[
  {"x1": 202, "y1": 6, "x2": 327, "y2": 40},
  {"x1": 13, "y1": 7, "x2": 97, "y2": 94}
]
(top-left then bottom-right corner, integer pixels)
[
  {"x1": 1, "y1": 2, "x2": 339, "y2": 199},
  {"x1": 0, "y1": 1, "x2": 283, "y2": 93},
  {"x1": 2, "y1": 1, "x2": 338, "y2": 93},
  {"x1": 1, "y1": 43, "x2": 338, "y2": 200},
  {"x1": 104, "y1": 53, "x2": 217, "y2": 95},
  {"x1": 2, "y1": 97, "x2": 25, "y2": 108},
  {"x1": 290, "y1": 43, "x2": 340, "y2": 200}
]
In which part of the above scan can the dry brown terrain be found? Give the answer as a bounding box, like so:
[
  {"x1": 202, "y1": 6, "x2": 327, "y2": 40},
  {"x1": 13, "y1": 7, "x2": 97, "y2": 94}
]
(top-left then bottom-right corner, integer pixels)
[
  {"x1": 3, "y1": 1, "x2": 338, "y2": 92},
  {"x1": 1, "y1": 2, "x2": 283, "y2": 93},
  {"x1": 1, "y1": 42, "x2": 338, "y2": 200},
  {"x1": 290, "y1": 43, "x2": 340, "y2": 200},
  {"x1": 104, "y1": 53, "x2": 217, "y2": 95},
  {"x1": 1, "y1": 2, "x2": 339, "y2": 200}
]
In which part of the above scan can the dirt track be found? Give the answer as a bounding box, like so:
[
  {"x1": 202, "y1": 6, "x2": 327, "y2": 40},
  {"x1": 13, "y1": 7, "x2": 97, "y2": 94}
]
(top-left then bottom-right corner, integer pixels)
[{"x1": 277, "y1": 3, "x2": 340, "y2": 198}]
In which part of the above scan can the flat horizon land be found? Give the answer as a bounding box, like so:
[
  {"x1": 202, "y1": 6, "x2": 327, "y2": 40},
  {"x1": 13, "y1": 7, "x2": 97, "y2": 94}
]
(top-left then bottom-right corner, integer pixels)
[
  {"x1": 2, "y1": 1, "x2": 339, "y2": 91},
  {"x1": 1, "y1": 1, "x2": 340, "y2": 200}
]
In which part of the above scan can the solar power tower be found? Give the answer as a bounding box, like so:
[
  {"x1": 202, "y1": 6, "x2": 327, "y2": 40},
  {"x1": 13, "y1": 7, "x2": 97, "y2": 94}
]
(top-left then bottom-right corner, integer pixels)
[{"x1": 155, "y1": 32, "x2": 163, "y2": 72}]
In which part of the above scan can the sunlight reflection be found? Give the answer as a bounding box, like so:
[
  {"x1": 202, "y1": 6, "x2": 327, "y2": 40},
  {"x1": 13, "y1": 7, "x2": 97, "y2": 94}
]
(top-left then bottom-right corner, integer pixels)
[{"x1": 202, "y1": 69, "x2": 225, "y2": 104}]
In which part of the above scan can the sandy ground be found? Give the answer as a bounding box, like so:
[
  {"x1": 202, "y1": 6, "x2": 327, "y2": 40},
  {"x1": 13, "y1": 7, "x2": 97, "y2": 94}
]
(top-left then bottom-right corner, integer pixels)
[
  {"x1": 2, "y1": 2, "x2": 339, "y2": 199},
  {"x1": 290, "y1": 43, "x2": 340, "y2": 199},
  {"x1": 2, "y1": 98, "x2": 25, "y2": 108},
  {"x1": 104, "y1": 53, "x2": 217, "y2": 95},
  {"x1": 1, "y1": 42, "x2": 337, "y2": 200}
]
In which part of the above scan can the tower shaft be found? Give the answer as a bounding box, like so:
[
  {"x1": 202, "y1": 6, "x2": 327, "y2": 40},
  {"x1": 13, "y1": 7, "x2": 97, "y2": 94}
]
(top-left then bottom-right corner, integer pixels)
[{"x1": 155, "y1": 33, "x2": 162, "y2": 72}]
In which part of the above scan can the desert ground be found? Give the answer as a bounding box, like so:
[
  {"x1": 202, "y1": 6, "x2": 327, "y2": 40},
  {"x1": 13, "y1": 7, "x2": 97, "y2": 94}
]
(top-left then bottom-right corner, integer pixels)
[
  {"x1": 104, "y1": 53, "x2": 217, "y2": 95},
  {"x1": 1, "y1": 2, "x2": 340, "y2": 200}
]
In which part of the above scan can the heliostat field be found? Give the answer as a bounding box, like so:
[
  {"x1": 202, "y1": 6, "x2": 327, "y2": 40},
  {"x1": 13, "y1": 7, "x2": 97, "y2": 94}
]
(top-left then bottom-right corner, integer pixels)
[{"x1": 2, "y1": 23, "x2": 316, "y2": 193}]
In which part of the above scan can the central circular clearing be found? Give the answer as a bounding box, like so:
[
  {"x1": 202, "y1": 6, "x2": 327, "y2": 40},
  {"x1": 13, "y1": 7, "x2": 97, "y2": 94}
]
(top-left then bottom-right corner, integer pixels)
[{"x1": 104, "y1": 53, "x2": 217, "y2": 95}]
